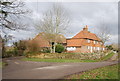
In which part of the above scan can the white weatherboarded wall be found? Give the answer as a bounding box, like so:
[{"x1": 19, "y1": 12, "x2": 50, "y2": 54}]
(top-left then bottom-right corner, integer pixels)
[{"x1": 67, "y1": 47, "x2": 76, "y2": 51}]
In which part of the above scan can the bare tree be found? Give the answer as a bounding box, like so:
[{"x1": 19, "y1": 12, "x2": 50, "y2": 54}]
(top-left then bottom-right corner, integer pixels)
[
  {"x1": 35, "y1": 4, "x2": 70, "y2": 53},
  {"x1": 0, "y1": 0, "x2": 29, "y2": 57},
  {"x1": 96, "y1": 23, "x2": 111, "y2": 44},
  {"x1": 0, "y1": 0, "x2": 29, "y2": 32}
]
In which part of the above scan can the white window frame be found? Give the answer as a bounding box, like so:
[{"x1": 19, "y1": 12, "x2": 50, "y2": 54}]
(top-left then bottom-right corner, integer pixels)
[
  {"x1": 87, "y1": 46, "x2": 90, "y2": 49},
  {"x1": 95, "y1": 47, "x2": 97, "y2": 50},
  {"x1": 94, "y1": 41, "x2": 96, "y2": 44},
  {"x1": 90, "y1": 46, "x2": 93, "y2": 52},
  {"x1": 94, "y1": 47, "x2": 96, "y2": 50},
  {"x1": 67, "y1": 47, "x2": 76, "y2": 51},
  {"x1": 97, "y1": 47, "x2": 99, "y2": 50},
  {"x1": 103, "y1": 48, "x2": 105, "y2": 51},
  {"x1": 96, "y1": 41, "x2": 98, "y2": 44},
  {"x1": 87, "y1": 39, "x2": 90, "y2": 43}
]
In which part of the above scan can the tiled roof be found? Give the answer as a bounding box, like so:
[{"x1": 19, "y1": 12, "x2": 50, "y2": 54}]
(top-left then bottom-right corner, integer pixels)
[
  {"x1": 67, "y1": 26, "x2": 102, "y2": 47},
  {"x1": 67, "y1": 39, "x2": 83, "y2": 47},
  {"x1": 33, "y1": 33, "x2": 50, "y2": 47},
  {"x1": 33, "y1": 32, "x2": 66, "y2": 47},
  {"x1": 73, "y1": 30, "x2": 101, "y2": 41}
]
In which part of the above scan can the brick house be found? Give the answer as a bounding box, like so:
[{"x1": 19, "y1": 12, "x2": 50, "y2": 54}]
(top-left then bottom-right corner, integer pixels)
[{"x1": 66, "y1": 25, "x2": 105, "y2": 53}]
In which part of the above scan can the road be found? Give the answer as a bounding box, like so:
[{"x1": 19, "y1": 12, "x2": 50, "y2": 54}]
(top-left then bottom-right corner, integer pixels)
[{"x1": 2, "y1": 57, "x2": 118, "y2": 79}]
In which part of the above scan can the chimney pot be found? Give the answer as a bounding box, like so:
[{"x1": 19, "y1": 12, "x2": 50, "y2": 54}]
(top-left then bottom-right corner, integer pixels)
[{"x1": 83, "y1": 25, "x2": 88, "y2": 31}]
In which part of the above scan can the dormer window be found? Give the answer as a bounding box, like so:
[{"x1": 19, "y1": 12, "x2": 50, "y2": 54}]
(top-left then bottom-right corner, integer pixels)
[
  {"x1": 94, "y1": 40, "x2": 98, "y2": 44},
  {"x1": 87, "y1": 39, "x2": 90, "y2": 43},
  {"x1": 95, "y1": 41, "x2": 98, "y2": 44},
  {"x1": 97, "y1": 41, "x2": 98, "y2": 44},
  {"x1": 94, "y1": 41, "x2": 95, "y2": 44}
]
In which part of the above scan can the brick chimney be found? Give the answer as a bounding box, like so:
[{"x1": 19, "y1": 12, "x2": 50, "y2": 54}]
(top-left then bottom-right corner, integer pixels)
[{"x1": 83, "y1": 25, "x2": 88, "y2": 31}]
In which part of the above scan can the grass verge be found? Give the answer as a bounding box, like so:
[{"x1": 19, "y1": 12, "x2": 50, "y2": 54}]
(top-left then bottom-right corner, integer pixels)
[
  {"x1": 65, "y1": 64, "x2": 119, "y2": 79},
  {"x1": 98, "y1": 52, "x2": 115, "y2": 61},
  {"x1": 0, "y1": 62, "x2": 7, "y2": 68},
  {"x1": 22, "y1": 58, "x2": 97, "y2": 63},
  {"x1": 22, "y1": 52, "x2": 115, "y2": 63}
]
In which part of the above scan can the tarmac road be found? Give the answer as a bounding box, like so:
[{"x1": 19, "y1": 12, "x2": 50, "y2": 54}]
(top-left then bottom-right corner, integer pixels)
[{"x1": 2, "y1": 57, "x2": 118, "y2": 79}]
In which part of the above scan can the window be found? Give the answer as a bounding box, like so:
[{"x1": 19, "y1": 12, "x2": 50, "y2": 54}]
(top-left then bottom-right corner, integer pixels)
[
  {"x1": 103, "y1": 48, "x2": 105, "y2": 51},
  {"x1": 94, "y1": 47, "x2": 96, "y2": 50},
  {"x1": 95, "y1": 47, "x2": 97, "y2": 50},
  {"x1": 87, "y1": 46, "x2": 93, "y2": 50},
  {"x1": 94, "y1": 41, "x2": 98, "y2": 44},
  {"x1": 67, "y1": 47, "x2": 76, "y2": 51},
  {"x1": 96, "y1": 41, "x2": 98, "y2": 44},
  {"x1": 87, "y1": 39, "x2": 90, "y2": 43},
  {"x1": 95, "y1": 41, "x2": 98, "y2": 44},
  {"x1": 87, "y1": 46, "x2": 90, "y2": 49},
  {"x1": 94, "y1": 41, "x2": 96, "y2": 44},
  {"x1": 97, "y1": 47, "x2": 99, "y2": 50}
]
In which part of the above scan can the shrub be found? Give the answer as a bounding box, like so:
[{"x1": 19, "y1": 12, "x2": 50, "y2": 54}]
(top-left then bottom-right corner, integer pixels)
[
  {"x1": 42, "y1": 49, "x2": 50, "y2": 53},
  {"x1": 106, "y1": 45, "x2": 113, "y2": 50},
  {"x1": 55, "y1": 44, "x2": 64, "y2": 53},
  {"x1": 26, "y1": 40, "x2": 41, "y2": 52}
]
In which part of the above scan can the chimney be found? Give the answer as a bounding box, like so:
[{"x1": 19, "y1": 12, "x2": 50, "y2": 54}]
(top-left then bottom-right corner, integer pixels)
[{"x1": 83, "y1": 25, "x2": 88, "y2": 31}]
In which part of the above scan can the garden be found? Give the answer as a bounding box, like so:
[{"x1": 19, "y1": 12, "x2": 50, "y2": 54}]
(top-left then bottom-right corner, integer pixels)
[{"x1": 2, "y1": 39, "x2": 118, "y2": 63}]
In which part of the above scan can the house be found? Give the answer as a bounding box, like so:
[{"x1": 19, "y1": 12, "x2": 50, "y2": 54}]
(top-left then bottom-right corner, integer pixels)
[
  {"x1": 32, "y1": 32, "x2": 66, "y2": 48},
  {"x1": 66, "y1": 25, "x2": 105, "y2": 53}
]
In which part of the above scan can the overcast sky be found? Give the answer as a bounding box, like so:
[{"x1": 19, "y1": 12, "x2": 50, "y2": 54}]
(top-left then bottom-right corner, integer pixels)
[{"x1": 7, "y1": 1, "x2": 118, "y2": 45}]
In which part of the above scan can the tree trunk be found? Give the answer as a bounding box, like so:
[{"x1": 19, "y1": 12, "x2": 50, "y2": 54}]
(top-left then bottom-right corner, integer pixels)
[
  {"x1": 53, "y1": 42, "x2": 56, "y2": 53},
  {"x1": 2, "y1": 39, "x2": 5, "y2": 58},
  {"x1": 50, "y1": 45, "x2": 52, "y2": 53}
]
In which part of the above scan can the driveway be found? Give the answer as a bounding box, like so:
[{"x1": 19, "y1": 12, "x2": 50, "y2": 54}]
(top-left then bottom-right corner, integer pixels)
[{"x1": 2, "y1": 57, "x2": 118, "y2": 79}]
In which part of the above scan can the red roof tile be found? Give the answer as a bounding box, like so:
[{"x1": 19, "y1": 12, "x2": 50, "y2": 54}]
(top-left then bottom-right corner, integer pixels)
[
  {"x1": 67, "y1": 26, "x2": 102, "y2": 47},
  {"x1": 73, "y1": 28, "x2": 101, "y2": 41},
  {"x1": 67, "y1": 39, "x2": 83, "y2": 47}
]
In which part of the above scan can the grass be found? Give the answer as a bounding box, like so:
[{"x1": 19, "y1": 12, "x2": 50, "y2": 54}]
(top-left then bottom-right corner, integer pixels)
[
  {"x1": 23, "y1": 52, "x2": 115, "y2": 63},
  {"x1": 22, "y1": 58, "x2": 98, "y2": 63},
  {"x1": 98, "y1": 52, "x2": 115, "y2": 61},
  {"x1": 66, "y1": 64, "x2": 119, "y2": 79},
  {"x1": 0, "y1": 62, "x2": 7, "y2": 68}
]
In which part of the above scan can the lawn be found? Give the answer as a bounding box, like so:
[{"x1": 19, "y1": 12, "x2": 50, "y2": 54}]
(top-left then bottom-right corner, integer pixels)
[
  {"x1": 66, "y1": 64, "x2": 119, "y2": 79},
  {"x1": 22, "y1": 58, "x2": 98, "y2": 63}
]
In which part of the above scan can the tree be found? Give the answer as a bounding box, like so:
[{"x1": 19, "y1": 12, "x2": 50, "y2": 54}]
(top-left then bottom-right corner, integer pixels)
[
  {"x1": 25, "y1": 40, "x2": 40, "y2": 53},
  {"x1": 0, "y1": 0, "x2": 29, "y2": 57},
  {"x1": 35, "y1": 4, "x2": 70, "y2": 53},
  {"x1": 2, "y1": 35, "x2": 13, "y2": 57},
  {"x1": 0, "y1": 0, "x2": 29, "y2": 32},
  {"x1": 111, "y1": 43, "x2": 118, "y2": 52},
  {"x1": 96, "y1": 23, "x2": 111, "y2": 44},
  {"x1": 13, "y1": 40, "x2": 27, "y2": 56},
  {"x1": 106, "y1": 45, "x2": 113, "y2": 50}
]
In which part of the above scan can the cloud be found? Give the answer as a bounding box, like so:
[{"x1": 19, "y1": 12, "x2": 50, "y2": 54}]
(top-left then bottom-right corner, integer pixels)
[{"x1": 8, "y1": 2, "x2": 118, "y2": 45}]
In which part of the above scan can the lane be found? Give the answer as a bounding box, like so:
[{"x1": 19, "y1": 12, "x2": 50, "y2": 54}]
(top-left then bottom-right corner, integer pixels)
[{"x1": 2, "y1": 59, "x2": 118, "y2": 79}]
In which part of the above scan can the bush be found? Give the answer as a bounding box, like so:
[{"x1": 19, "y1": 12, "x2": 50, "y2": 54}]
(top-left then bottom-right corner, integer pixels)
[
  {"x1": 42, "y1": 49, "x2": 50, "y2": 53},
  {"x1": 55, "y1": 44, "x2": 64, "y2": 53},
  {"x1": 106, "y1": 45, "x2": 113, "y2": 50}
]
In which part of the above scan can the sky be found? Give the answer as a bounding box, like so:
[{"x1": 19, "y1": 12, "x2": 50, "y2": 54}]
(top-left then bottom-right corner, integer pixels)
[{"x1": 7, "y1": 1, "x2": 118, "y2": 46}]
